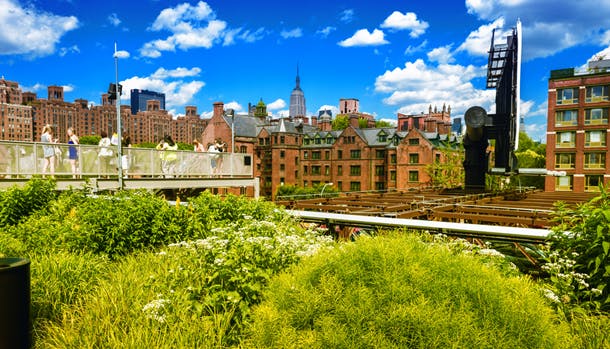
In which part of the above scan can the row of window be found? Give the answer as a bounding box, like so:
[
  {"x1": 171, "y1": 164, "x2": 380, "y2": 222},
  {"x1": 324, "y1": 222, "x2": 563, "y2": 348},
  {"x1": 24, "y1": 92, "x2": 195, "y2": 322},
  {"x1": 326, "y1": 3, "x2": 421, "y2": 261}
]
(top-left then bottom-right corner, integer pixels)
[
  {"x1": 556, "y1": 130, "x2": 607, "y2": 147},
  {"x1": 555, "y1": 175, "x2": 604, "y2": 192},
  {"x1": 301, "y1": 171, "x2": 420, "y2": 192},
  {"x1": 556, "y1": 85, "x2": 610, "y2": 105},
  {"x1": 554, "y1": 152, "x2": 606, "y2": 169},
  {"x1": 301, "y1": 150, "x2": 419, "y2": 163},
  {"x1": 555, "y1": 108, "x2": 609, "y2": 126}
]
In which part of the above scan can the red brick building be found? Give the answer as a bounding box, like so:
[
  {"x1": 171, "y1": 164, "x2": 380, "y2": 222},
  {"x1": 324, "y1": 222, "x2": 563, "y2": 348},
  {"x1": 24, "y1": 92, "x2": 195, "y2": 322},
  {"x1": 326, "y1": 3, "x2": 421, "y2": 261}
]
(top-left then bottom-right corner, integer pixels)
[
  {"x1": 546, "y1": 62, "x2": 610, "y2": 192},
  {"x1": 0, "y1": 78, "x2": 33, "y2": 141}
]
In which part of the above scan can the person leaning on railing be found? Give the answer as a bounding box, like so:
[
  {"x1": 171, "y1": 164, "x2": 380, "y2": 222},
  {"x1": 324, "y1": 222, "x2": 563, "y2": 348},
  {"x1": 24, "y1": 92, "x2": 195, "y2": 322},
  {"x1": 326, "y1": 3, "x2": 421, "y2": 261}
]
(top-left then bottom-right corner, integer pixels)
[{"x1": 156, "y1": 135, "x2": 178, "y2": 177}]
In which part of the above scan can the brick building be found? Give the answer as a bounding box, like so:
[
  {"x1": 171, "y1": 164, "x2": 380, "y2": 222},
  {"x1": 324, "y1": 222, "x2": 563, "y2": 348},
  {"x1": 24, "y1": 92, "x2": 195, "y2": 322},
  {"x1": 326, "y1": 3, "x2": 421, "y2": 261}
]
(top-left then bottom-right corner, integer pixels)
[
  {"x1": 0, "y1": 78, "x2": 33, "y2": 141},
  {"x1": 546, "y1": 61, "x2": 610, "y2": 192}
]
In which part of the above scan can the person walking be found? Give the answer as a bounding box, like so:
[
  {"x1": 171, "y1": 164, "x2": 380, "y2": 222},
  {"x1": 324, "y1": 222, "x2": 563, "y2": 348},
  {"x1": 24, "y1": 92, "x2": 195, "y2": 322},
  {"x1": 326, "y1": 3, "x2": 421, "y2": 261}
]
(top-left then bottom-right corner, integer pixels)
[
  {"x1": 41, "y1": 124, "x2": 56, "y2": 177},
  {"x1": 67, "y1": 127, "x2": 79, "y2": 178},
  {"x1": 98, "y1": 131, "x2": 113, "y2": 177}
]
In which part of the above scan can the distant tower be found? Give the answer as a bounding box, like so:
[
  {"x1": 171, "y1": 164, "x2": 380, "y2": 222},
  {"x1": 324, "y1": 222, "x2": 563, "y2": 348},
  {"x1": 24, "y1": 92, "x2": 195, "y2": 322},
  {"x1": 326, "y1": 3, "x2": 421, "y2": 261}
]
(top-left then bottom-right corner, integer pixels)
[{"x1": 289, "y1": 65, "x2": 306, "y2": 118}]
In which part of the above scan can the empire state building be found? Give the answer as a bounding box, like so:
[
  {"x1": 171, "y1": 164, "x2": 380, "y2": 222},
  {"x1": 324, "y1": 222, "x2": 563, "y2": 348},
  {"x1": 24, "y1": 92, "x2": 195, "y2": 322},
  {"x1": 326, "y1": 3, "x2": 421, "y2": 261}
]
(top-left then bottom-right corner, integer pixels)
[{"x1": 289, "y1": 66, "x2": 306, "y2": 117}]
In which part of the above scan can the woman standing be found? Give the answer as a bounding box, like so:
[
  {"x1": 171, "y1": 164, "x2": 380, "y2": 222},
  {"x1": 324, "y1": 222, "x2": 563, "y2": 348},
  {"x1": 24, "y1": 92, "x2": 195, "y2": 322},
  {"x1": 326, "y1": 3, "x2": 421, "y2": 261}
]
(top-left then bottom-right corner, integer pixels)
[
  {"x1": 98, "y1": 131, "x2": 113, "y2": 177},
  {"x1": 41, "y1": 124, "x2": 56, "y2": 177},
  {"x1": 67, "y1": 127, "x2": 79, "y2": 178}
]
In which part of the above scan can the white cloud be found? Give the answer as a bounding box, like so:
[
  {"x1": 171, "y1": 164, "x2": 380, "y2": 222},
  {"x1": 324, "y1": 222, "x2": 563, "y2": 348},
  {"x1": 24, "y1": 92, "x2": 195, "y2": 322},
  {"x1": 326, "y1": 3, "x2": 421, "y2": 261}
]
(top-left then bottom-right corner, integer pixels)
[
  {"x1": 223, "y1": 27, "x2": 266, "y2": 46},
  {"x1": 316, "y1": 26, "x2": 336, "y2": 38},
  {"x1": 427, "y1": 45, "x2": 454, "y2": 64},
  {"x1": 317, "y1": 105, "x2": 339, "y2": 116},
  {"x1": 404, "y1": 40, "x2": 427, "y2": 55},
  {"x1": 267, "y1": 99, "x2": 286, "y2": 110},
  {"x1": 59, "y1": 45, "x2": 80, "y2": 57},
  {"x1": 151, "y1": 67, "x2": 201, "y2": 79},
  {"x1": 62, "y1": 85, "x2": 74, "y2": 93},
  {"x1": 140, "y1": 1, "x2": 227, "y2": 57},
  {"x1": 280, "y1": 28, "x2": 303, "y2": 39},
  {"x1": 119, "y1": 67, "x2": 205, "y2": 111},
  {"x1": 465, "y1": 0, "x2": 610, "y2": 60},
  {"x1": 339, "y1": 9, "x2": 354, "y2": 23},
  {"x1": 375, "y1": 59, "x2": 494, "y2": 117},
  {"x1": 339, "y1": 29, "x2": 389, "y2": 47},
  {"x1": 224, "y1": 101, "x2": 243, "y2": 112},
  {"x1": 108, "y1": 13, "x2": 121, "y2": 27},
  {"x1": 380, "y1": 11, "x2": 429, "y2": 38},
  {"x1": 21, "y1": 83, "x2": 45, "y2": 92},
  {"x1": 378, "y1": 118, "x2": 397, "y2": 126},
  {"x1": 457, "y1": 17, "x2": 506, "y2": 56},
  {"x1": 0, "y1": 0, "x2": 79, "y2": 57},
  {"x1": 276, "y1": 109, "x2": 290, "y2": 118}
]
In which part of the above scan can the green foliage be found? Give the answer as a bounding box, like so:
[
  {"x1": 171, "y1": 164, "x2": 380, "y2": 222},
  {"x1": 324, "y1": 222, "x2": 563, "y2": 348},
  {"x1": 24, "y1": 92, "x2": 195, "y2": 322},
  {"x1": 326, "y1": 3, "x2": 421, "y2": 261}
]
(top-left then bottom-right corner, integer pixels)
[
  {"x1": 331, "y1": 114, "x2": 349, "y2": 130},
  {"x1": 78, "y1": 135, "x2": 101, "y2": 145},
  {"x1": 357, "y1": 117, "x2": 368, "y2": 128},
  {"x1": 544, "y1": 187, "x2": 610, "y2": 312},
  {"x1": 0, "y1": 179, "x2": 56, "y2": 228},
  {"x1": 134, "y1": 142, "x2": 157, "y2": 149},
  {"x1": 176, "y1": 142, "x2": 194, "y2": 151},
  {"x1": 40, "y1": 217, "x2": 333, "y2": 348},
  {"x1": 275, "y1": 184, "x2": 338, "y2": 200},
  {"x1": 514, "y1": 132, "x2": 546, "y2": 189},
  {"x1": 425, "y1": 143, "x2": 464, "y2": 189},
  {"x1": 245, "y1": 233, "x2": 571, "y2": 348},
  {"x1": 375, "y1": 119, "x2": 394, "y2": 128}
]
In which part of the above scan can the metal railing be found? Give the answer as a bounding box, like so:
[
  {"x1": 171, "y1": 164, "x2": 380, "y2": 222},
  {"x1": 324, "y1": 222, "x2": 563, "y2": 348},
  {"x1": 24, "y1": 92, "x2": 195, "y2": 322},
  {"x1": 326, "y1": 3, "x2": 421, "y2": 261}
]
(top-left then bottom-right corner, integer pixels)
[{"x1": 0, "y1": 140, "x2": 253, "y2": 179}]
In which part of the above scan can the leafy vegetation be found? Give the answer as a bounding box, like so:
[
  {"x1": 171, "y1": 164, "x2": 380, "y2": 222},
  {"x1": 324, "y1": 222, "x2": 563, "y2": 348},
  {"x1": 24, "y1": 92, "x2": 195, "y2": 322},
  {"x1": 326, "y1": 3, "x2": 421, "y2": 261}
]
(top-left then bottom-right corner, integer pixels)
[
  {"x1": 275, "y1": 183, "x2": 339, "y2": 200},
  {"x1": 331, "y1": 114, "x2": 349, "y2": 130},
  {"x1": 425, "y1": 143, "x2": 464, "y2": 189},
  {"x1": 514, "y1": 132, "x2": 546, "y2": 189}
]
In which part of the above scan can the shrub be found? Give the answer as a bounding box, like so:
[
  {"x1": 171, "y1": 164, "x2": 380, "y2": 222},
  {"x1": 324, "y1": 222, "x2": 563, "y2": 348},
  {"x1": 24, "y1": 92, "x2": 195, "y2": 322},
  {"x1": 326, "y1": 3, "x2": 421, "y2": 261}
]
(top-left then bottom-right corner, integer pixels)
[
  {"x1": 244, "y1": 233, "x2": 572, "y2": 349},
  {"x1": 544, "y1": 187, "x2": 610, "y2": 312},
  {"x1": 0, "y1": 179, "x2": 56, "y2": 228}
]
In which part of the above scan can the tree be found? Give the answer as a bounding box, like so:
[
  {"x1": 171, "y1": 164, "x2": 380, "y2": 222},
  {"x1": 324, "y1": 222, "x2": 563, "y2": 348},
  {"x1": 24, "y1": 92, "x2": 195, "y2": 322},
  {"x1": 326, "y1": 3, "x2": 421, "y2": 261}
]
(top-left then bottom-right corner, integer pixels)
[
  {"x1": 332, "y1": 115, "x2": 349, "y2": 130},
  {"x1": 79, "y1": 135, "x2": 101, "y2": 145},
  {"x1": 425, "y1": 143, "x2": 464, "y2": 189},
  {"x1": 513, "y1": 132, "x2": 546, "y2": 189},
  {"x1": 375, "y1": 120, "x2": 394, "y2": 128}
]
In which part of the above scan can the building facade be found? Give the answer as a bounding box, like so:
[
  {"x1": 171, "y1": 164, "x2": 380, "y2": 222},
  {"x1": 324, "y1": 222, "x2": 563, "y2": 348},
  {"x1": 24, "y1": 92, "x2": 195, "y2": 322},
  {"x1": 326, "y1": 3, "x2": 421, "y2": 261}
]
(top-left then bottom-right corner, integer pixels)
[
  {"x1": 130, "y1": 89, "x2": 166, "y2": 115},
  {"x1": 546, "y1": 62, "x2": 610, "y2": 193},
  {"x1": 289, "y1": 66, "x2": 306, "y2": 117}
]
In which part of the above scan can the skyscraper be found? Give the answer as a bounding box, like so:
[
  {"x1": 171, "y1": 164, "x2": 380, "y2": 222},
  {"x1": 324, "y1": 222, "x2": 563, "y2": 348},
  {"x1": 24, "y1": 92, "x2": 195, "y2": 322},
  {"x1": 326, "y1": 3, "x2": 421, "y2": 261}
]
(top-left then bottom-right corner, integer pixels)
[
  {"x1": 289, "y1": 66, "x2": 306, "y2": 118},
  {"x1": 130, "y1": 89, "x2": 165, "y2": 115}
]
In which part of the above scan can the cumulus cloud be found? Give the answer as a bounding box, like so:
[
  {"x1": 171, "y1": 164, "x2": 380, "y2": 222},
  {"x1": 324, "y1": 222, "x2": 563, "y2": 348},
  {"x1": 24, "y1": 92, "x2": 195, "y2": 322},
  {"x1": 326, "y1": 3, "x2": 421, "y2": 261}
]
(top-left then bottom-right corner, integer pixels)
[
  {"x1": 404, "y1": 40, "x2": 428, "y2": 55},
  {"x1": 223, "y1": 27, "x2": 266, "y2": 45},
  {"x1": 465, "y1": 0, "x2": 610, "y2": 60},
  {"x1": 457, "y1": 17, "x2": 506, "y2": 56},
  {"x1": 0, "y1": 0, "x2": 79, "y2": 57},
  {"x1": 119, "y1": 66, "x2": 205, "y2": 111},
  {"x1": 62, "y1": 85, "x2": 74, "y2": 93},
  {"x1": 316, "y1": 26, "x2": 336, "y2": 38},
  {"x1": 339, "y1": 9, "x2": 354, "y2": 23},
  {"x1": 339, "y1": 29, "x2": 389, "y2": 47},
  {"x1": 317, "y1": 105, "x2": 339, "y2": 116},
  {"x1": 427, "y1": 45, "x2": 454, "y2": 64},
  {"x1": 108, "y1": 13, "x2": 121, "y2": 27},
  {"x1": 380, "y1": 11, "x2": 429, "y2": 38},
  {"x1": 267, "y1": 99, "x2": 286, "y2": 110},
  {"x1": 59, "y1": 45, "x2": 80, "y2": 57},
  {"x1": 224, "y1": 101, "x2": 243, "y2": 112},
  {"x1": 280, "y1": 28, "x2": 303, "y2": 39},
  {"x1": 374, "y1": 59, "x2": 494, "y2": 117},
  {"x1": 113, "y1": 50, "x2": 130, "y2": 59}
]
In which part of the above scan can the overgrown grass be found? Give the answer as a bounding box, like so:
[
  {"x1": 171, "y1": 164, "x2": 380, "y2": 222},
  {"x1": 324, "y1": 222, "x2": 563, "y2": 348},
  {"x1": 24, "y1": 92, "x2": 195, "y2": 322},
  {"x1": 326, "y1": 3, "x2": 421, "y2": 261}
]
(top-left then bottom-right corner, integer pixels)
[{"x1": 244, "y1": 233, "x2": 573, "y2": 348}]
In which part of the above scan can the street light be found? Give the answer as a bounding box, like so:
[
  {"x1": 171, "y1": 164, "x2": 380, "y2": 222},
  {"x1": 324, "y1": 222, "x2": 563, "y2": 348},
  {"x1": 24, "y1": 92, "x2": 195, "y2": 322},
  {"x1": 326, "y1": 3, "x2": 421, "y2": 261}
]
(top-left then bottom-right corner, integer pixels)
[
  {"x1": 113, "y1": 42, "x2": 123, "y2": 189},
  {"x1": 320, "y1": 182, "x2": 333, "y2": 197}
]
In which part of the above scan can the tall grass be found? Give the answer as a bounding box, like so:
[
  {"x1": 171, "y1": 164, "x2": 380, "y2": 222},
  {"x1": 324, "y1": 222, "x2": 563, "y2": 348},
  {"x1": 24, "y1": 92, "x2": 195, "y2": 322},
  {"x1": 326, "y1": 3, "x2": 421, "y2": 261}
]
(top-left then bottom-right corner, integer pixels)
[{"x1": 244, "y1": 233, "x2": 573, "y2": 348}]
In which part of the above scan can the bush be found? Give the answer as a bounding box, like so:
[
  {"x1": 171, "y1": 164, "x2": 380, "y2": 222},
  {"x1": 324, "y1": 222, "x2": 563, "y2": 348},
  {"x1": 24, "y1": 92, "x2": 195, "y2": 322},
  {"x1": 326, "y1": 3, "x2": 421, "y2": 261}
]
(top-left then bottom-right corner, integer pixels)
[
  {"x1": 544, "y1": 187, "x2": 610, "y2": 312},
  {"x1": 245, "y1": 233, "x2": 572, "y2": 348},
  {"x1": 0, "y1": 179, "x2": 56, "y2": 228}
]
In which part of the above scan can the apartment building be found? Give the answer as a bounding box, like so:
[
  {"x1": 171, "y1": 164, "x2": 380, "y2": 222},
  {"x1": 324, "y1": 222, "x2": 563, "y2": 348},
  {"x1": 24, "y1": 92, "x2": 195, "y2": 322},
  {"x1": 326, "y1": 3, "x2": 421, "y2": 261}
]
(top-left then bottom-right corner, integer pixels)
[{"x1": 546, "y1": 61, "x2": 610, "y2": 192}]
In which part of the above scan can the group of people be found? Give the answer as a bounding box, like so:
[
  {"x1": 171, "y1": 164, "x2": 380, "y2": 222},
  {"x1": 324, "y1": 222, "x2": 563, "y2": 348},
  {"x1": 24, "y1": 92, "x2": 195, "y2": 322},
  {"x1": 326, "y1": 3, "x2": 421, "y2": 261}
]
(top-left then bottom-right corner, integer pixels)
[
  {"x1": 40, "y1": 124, "x2": 79, "y2": 178},
  {"x1": 39, "y1": 124, "x2": 228, "y2": 178}
]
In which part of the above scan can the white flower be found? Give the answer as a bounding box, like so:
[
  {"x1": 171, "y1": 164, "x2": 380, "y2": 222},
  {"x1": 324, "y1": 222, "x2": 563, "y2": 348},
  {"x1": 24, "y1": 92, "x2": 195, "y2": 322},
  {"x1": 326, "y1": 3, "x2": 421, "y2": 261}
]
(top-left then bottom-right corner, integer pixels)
[{"x1": 543, "y1": 289, "x2": 560, "y2": 303}]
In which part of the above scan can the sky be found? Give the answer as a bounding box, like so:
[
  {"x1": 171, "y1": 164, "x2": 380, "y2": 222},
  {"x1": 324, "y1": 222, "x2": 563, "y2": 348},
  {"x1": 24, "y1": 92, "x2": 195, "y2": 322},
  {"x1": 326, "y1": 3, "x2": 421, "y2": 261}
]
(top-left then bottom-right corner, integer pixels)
[{"x1": 2, "y1": 0, "x2": 610, "y2": 143}]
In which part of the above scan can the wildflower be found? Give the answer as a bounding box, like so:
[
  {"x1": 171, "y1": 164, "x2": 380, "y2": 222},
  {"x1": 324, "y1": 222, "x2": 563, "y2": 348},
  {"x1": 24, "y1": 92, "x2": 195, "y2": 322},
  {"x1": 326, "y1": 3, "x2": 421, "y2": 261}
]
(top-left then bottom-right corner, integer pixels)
[
  {"x1": 543, "y1": 289, "x2": 560, "y2": 303},
  {"x1": 142, "y1": 298, "x2": 170, "y2": 323},
  {"x1": 591, "y1": 288, "x2": 603, "y2": 296}
]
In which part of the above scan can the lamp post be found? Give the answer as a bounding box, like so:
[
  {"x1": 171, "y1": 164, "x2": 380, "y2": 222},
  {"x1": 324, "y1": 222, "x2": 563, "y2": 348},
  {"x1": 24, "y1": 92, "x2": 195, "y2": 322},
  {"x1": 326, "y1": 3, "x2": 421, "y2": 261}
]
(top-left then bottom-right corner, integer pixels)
[
  {"x1": 113, "y1": 42, "x2": 123, "y2": 190},
  {"x1": 320, "y1": 182, "x2": 333, "y2": 197},
  {"x1": 230, "y1": 111, "x2": 235, "y2": 176}
]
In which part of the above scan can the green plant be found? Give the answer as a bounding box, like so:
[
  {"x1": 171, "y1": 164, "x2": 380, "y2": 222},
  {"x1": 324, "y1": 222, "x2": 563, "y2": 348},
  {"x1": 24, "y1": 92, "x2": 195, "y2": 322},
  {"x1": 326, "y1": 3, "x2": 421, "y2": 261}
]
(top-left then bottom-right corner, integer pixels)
[
  {"x1": 245, "y1": 233, "x2": 571, "y2": 348},
  {"x1": 544, "y1": 187, "x2": 610, "y2": 312},
  {"x1": 0, "y1": 179, "x2": 56, "y2": 228}
]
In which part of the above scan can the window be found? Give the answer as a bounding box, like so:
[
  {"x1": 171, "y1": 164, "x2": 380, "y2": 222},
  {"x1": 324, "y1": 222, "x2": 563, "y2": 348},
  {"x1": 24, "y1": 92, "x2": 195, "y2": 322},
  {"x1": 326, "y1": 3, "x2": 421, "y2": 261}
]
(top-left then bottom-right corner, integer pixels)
[
  {"x1": 304, "y1": 181, "x2": 308, "y2": 187},
  {"x1": 337, "y1": 150, "x2": 343, "y2": 159},
  {"x1": 350, "y1": 165, "x2": 361, "y2": 176},
  {"x1": 311, "y1": 166, "x2": 321, "y2": 175},
  {"x1": 303, "y1": 166, "x2": 308, "y2": 174},
  {"x1": 326, "y1": 136, "x2": 333, "y2": 144},
  {"x1": 585, "y1": 175, "x2": 603, "y2": 192},
  {"x1": 376, "y1": 150, "x2": 385, "y2": 158},
  {"x1": 585, "y1": 130, "x2": 606, "y2": 147},
  {"x1": 303, "y1": 151, "x2": 309, "y2": 159},
  {"x1": 280, "y1": 150, "x2": 285, "y2": 158},
  {"x1": 409, "y1": 153, "x2": 419, "y2": 164},
  {"x1": 280, "y1": 164, "x2": 285, "y2": 171},
  {"x1": 556, "y1": 132, "x2": 576, "y2": 147},
  {"x1": 350, "y1": 181, "x2": 361, "y2": 191},
  {"x1": 240, "y1": 146, "x2": 247, "y2": 153},
  {"x1": 280, "y1": 177, "x2": 285, "y2": 185},
  {"x1": 295, "y1": 157, "x2": 299, "y2": 165},
  {"x1": 586, "y1": 85, "x2": 609, "y2": 103},
  {"x1": 555, "y1": 153, "x2": 575, "y2": 169},
  {"x1": 314, "y1": 136, "x2": 321, "y2": 144},
  {"x1": 304, "y1": 138, "x2": 310, "y2": 145},
  {"x1": 556, "y1": 88, "x2": 578, "y2": 105},
  {"x1": 408, "y1": 170, "x2": 419, "y2": 182},
  {"x1": 325, "y1": 151, "x2": 330, "y2": 160},
  {"x1": 280, "y1": 136, "x2": 285, "y2": 144},
  {"x1": 584, "y1": 152, "x2": 605, "y2": 169},
  {"x1": 390, "y1": 170, "x2": 396, "y2": 181},
  {"x1": 555, "y1": 110, "x2": 578, "y2": 126},
  {"x1": 350, "y1": 149, "x2": 361, "y2": 159},
  {"x1": 295, "y1": 170, "x2": 298, "y2": 178},
  {"x1": 312, "y1": 151, "x2": 321, "y2": 160},
  {"x1": 390, "y1": 154, "x2": 397, "y2": 164},
  {"x1": 337, "y1": 165, "x2": 343, "y2": 175},
  {"x1": 375, "y1": 182, "x2": 385, "y2": 190},
  {"x1": 337, "y1": 181, "x2": 343, "y2": 191},
  {"x1": 375, "y1": 165, "x2": 385, "y2": 176},
  {"x1": 585, "y1": 108, "x2": 609, "y2": 125},
  {"x1": 378, "y1": 134, "x2": 387, "y2": 142},
  {"x1": 555, "y1": 175, "x2": 572, "y2": 191},
  {"x1": 259, "y1": 138, "x2": 264, "y2": 145},
  {"x1": 409, "y1": 138, "x2": 419, "y2": 145},
  {"x1": 325, "y1": 166, "x2": 330, "y2": 176}
]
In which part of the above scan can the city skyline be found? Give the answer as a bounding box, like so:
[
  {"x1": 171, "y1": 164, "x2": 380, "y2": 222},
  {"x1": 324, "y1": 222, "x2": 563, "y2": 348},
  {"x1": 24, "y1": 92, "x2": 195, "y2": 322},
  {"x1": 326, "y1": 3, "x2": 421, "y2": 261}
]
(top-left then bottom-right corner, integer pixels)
[{"x1": 1, "y1": 1, "x2": 610, "y2": 142}]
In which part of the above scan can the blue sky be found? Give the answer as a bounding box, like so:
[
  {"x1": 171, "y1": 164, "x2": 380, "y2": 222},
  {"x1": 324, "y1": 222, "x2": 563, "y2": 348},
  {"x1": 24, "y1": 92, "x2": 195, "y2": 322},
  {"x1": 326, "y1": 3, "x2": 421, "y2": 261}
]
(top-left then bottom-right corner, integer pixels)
[{"x1": 2, "y1": 0, "x2": 610, "y2": 142}]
